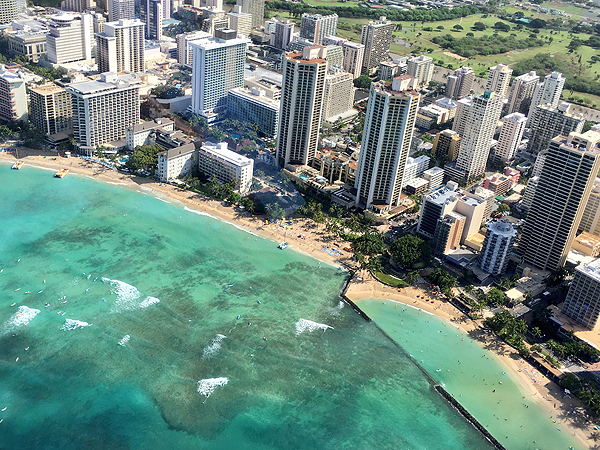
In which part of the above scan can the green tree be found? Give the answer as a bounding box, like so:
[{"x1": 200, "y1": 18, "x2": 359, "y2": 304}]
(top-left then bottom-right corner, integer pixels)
[
  {"x1": 226, "y1": 192, "x2": 241, "y2": 205},
  {"x1": 484, "y1": 310, "x2": 527, "y2": 347},
  {"x1": 487, "y1": 287, "x2": 505, "y2": 305},
  {"x1": 126, "y1": 145, "x2": 162, "y2": 173},
  {"x1": 241, "y1": 197, "x2": 256, "y2": 213},
  {"x1": 354, "y1": 75, "x2": 373, "y2": 89},
  {"x1": 405, "y1": 270, "x2": 419, "y2": 285},
  {"x1": 429, "y1": 268, "x2": 458, "y2": 297},
  {"x1": 390, "y1": 234, "x2": 430, "y2": 269},
  {"x1": 353, "y1": 230, "x2": 385, "y2": 257},
  {"x1": 452, "y1": 24, "x2": 464, "y2": 31},
  {"x1": 496, "y1": 203, "x2": 510, "y2": 214},
  {"x1": 472, "y1": 22, "x2": 487, "y2": 31}
]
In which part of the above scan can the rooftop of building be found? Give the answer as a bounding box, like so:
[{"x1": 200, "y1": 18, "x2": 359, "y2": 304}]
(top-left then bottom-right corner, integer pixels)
[
  {"x1": 159, "y1": 143, "x2": 196, "y2": 160},
  {"x1": 201, "y1": 141, "x2": 252, "y2": 166},
  {"x1": 406, "y1": 177, "x2": 429, "y2": 188},
  {"x1": 0, "y1": 68, "x2": 24, "y2": 84},
  {"x1": 67, "y1": 73, "x2": 142, "y2": 95},
  {"x1": 425, "y1": 186, "x2": 460, "y2": 206},
  {"x1": 229, "y1": 86, "x2": 280, "y2": 107},
  {"x1": 573, "y1": 231, "x2": 600, "y2": 250},
  {"x1": 488, "y1": 219, "x2": 517, "y2": 236},
  {"x1": 373, "y1": 78, "x2": 418, "y2": 96},
  {"x1": 575, "y1": 257, "x2": 600, "y2": 283},
  {"x1": 551, "y1": 130, "x2": 600, "y2": 155},
  {"x1": 423, "y1": 166, "x2": 444, "y2": 175},
  {"x1": 435, "y1": 97, "x2": 457, "y2": 109},
  {"x1": 286, "y1": 46, "x2": 327, "y2": 64},
  {"x1": 30, "y1": 83, "x2": 64, "y2": 95},
  {"x1": 129, "y1": 118, "x2": 174, "y2": 133},
  {"x1": 188, "y1": 34, "x2": 250, "y2": 50}
]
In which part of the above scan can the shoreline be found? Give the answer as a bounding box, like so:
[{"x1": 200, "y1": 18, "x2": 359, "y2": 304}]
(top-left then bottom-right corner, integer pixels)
[
  {"x1": 345, "y1": 274, "x2": 594, "y2": 449},
  {"x1": 0, "y1": 151, "x2": 353, "y2": 271},
  {"x1": 3, "y1": 150, "x2": 594, "y2": 448}
]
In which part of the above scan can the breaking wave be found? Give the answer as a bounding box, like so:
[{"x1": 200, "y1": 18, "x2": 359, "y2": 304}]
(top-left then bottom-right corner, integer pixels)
[
  {"x1": 1, "y1": 306, "x2": 40, "y2": 335},
  {"x1": 295, "y1": 318, "x2": 334, "y2": 335},
  {"x1": 61, "y1": 319, "x2": 89, "y2": 331},
  {"x1": 102, "y1": 278, "x2": 160, "y2": 312},
  {"x1": 118, "y1": 334, "x2": 131, "y2": 346},
  {"x1": 197, "y1": 377, "x2": 229, "y2": 397},
  {"x1": 202, "y1": 334, "x2": 226, "y2": 359}
]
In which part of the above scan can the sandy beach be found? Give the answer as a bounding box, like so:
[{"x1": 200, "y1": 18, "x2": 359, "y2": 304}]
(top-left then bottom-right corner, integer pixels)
[
  {"x1": 2, "y1": 149, "x2": 595, "y2": 448},
  {"x1": 346, "y1": 275, "x2": 596, "y2": 449}
]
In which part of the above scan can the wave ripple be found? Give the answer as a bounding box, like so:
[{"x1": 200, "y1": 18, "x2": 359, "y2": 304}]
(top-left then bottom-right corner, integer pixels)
[
  {"x1": 1, "y1": 306, "x2": 40, "y2": 335},
  {"x1": 202, "y1": 334, "x2": 226, "y2": 359},
  {"x1": 102, "y1": 278, "x2": 161, "y2": 312},
  {"x1": 197, "y1": 377, "x2": 229, "y2": 397},
  {"x1": 295, "y1": 318, "x2": 333, "y2": 335}
]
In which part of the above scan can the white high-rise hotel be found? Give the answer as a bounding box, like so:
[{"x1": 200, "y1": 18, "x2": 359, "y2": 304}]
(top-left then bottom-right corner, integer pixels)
[
  {"x1": 190, "y1": 30, "x2": 249, "y2": 120},
  {"x1": 96, "y1": 19, "x2": 145, "y2": 74},
  {"x1": 46, "y1": 13, "x2": 94, "y2": 65},
  {"x1": 495, "y1": 112, "x2": 527, "y2": 162},
  {"x1": 354, "y1": 76, "x2": 420, "y2": 210},
  {"x1": 67, "y1": 72, "x2": 143, "y2": 152},
  {"x1": 455, "y1": 91, "x2": 504, "y2": 180}
]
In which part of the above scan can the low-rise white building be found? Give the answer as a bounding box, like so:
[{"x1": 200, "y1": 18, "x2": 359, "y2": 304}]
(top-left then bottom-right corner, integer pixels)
[
  {"x1": 157, "y1": 143, "x2": 197, "y2": 182},
  {"x1": 126, "y1": 117, "x2": 174, "y2": 150},
  {"x1": 198, "y1": 142, "x2": 253, "y2": 193}
]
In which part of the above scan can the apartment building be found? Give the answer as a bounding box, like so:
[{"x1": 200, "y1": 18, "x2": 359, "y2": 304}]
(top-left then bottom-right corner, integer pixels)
[
  {"x1": 360, "y1": 16, "x2": 393, "y2": 75},
  {"x1": 354, "y1": 76, "x2": 420, "y2": 211},
  {"x1": 0, "y1": 67, "x2": 27, "y2": 122},
  {"x1": 227, "y1": 86, "x2": 280, "y2": 137},
  {"x1": 562, "y1": 259, "x2": 600, "y2": 331},
  {"x1": 157, "y1": 143, "x2": 197, "y2": 183},
  {"x1": 445, "y1": 66, "x2": 474, "y2": 99},
  {"x1": 407, "y1": 55, "x2": 434, "y2": 86},
  {"x1": 479, "y1": 220, "x2": 517, "y2": 275},
  {"x1": 299, "y1": 13, "x2": 338, "y2": 45},
  {"x1": 96, "y1": 19, "x2": 145, "y2": 74},
  {"x1": 29, "y1": 83, "x2": 73, "y2": 136},
  {"x1": 322, "y1": 69, "x2": 356, "y2": 124},
  {"x1": 494, "y1": 112, "x2": 527, "y2": 162},
  {"x1": 276, "y1": 46, "x2": 327, "y2": 167},
  {"x1": 198, "y1": 141, "x2": 254, "y2": 193},
  {"x1": 485, "y1": 64, "x2": 512, "y2": 98}
]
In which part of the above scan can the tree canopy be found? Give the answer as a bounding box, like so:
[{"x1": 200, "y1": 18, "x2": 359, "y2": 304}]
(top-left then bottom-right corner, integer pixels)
[
  {"x1": 126, "y1": 145, "x2": 162, "y2": 173},
  {"x1": 389, "y1": 234, "x2": 430, "y2": 269}
]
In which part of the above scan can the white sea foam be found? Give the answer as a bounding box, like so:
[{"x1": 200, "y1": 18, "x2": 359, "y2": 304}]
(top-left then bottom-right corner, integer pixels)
[
  {"x1": 139, "y1": 296, "x2": 160, "y2": 308},
  {"x1": 295, "y1": 318, "x2": 334, "y2": 335},
  {"x1": 118, "y1": 334, "x2": 131, "y2": 346},
  {"x1": 61, "y1": 319, "x2": 89, "y2": 331},
  {"x1": 1, "y1": 306, "x2": 40, "y2": 335},
  {"x1": 102, "y1": 278, "x2": 160, "y2": 312},
  {"x1": 202, "y1": 334, "x2": 227, "y2": 359},
  {"x1": 184, "y1": 206, "x2": 215, "y2": 219},
  {"x1": 197, "y1": 377, "x2": 229, "y2": 397}
]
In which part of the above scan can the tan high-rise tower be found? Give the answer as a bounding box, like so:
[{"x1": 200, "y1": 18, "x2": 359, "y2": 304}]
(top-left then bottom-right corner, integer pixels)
[
  {"x1": 360, "y1": 16, "x2": 393, "y2": 75},
  {"x1": 354, "y1": 76, "x2": 420, "y2": 211},
  {"x1": 276, "y1": 46, "x2": 327, "y2": 167},
  {"x1": 520, "y1": 130, "x2": 600, "y2": 271}
]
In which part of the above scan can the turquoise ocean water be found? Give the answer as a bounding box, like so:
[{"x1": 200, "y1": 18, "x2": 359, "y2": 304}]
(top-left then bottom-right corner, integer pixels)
[
  {"x1": 359, "y1": 299, "x2": 581, "y2": 450},
  {"x1": 0, "y1": 165, "x2": 492, "y2": 450}
]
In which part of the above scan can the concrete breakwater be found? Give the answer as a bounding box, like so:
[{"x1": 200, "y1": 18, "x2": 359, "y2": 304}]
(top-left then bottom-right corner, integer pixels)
[{"x1": 340, "y1": 273, "x2": 506, "y2": 450}]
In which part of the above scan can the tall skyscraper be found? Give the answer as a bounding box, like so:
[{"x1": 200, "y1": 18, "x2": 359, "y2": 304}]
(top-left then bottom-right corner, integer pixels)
[
  {"x1": 107, "y1": 0, "x2": 135, "y2": 22},
  {"x1": 66, "y1": 72, "x2": 143, "y2": 152},
  {"x1": 46, "y1": 13, "x2": 94, "y2": 65},
  {"x1": 190, "y1": 30, "x2": 249, "y2": 119},
  {"x1": 455, "y1": 91, "x2": 503, "y2": 181},
  {"x1": 528, "y1": 71, "x2": 566, "y2": 122},
  {"x1": 61, "y1": 0, "x2": 96, "y2": 12},
  {"x1": 322, "y1": 68, "x2": 355, "y2": 124},
  {"x1": 96, "y1": 19, "x2": 145, "y2": 74},
  {"x1": 527, "y1": 102, "x2": 585, "y2": 158},
  {"x1": 505, "y1": 70, "x2": 539, "y2": 115},
  {"x1": 485, "y1": 64, "x2": 512, "y2": 98},
  {"x1": 494, "y1": 112, "x2": 526, "y2": 162},
  {"x1": 140, "y1": 0, "x2": 162, "y2": 40},
  {"x1": 0, "y1": 0, "x2": 19, "y2": 24},
  {"x1": 562, "y1": 259, "x2": 600, "y2": 331},
  {"x1": 299, "y1": 13, "x2": 338, "y2": 45},
  {"x1": 276, "y1": 46, "x2": 327, "y2": 167},
  {"x1": 240, "y1": 0, "x2": 264, "y2": 29},
  {"x1": 445, "y1": 66, "x2": 474, "y2": 99},
  {"x1": 0, "y1": 66, "x2": 27, "y2": 122},
  {"x1": 29, "y1": 83, "x2": 73, "y2": 136},
  {"x1": 578, "y1": 178, "x2": 600, "y2": 236},
  {"x1": 479, "y1": 220, "x2": 517, "y2": 275},
  {"x1": 177, "y1": 30, "x2": 211, "y2": 66},
  {"x1": 407, "y1": 55, "x2": 434, "y2": 86},
  {"x1": 354, "y1": 76, "x2": 420, "y2": 210},
  {"x1": 269, "y1": 19, "x2": 293, "y2": 49},
  {"x1": 360, "y1": 16, "x2": 393, "y2": 75},
  {"x1": 341, "y1": 41, "x2": 364, "y2": 79},
  {"x1": 520, "y1": 130, "x2": 600, "y2": 271},
  {"x1": 451, "y1": 96, "x2": 472, "y2": 138},
  {"x1": 228, "y1": 5, "x2": 252, "y2": 38}
]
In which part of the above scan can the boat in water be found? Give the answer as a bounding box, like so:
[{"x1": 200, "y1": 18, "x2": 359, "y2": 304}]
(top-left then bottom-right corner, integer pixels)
[
  {"x1": 278, "y1": 242, "x2": 289, "y2": 250},
  {"x1": 55, "y1": 169, "x2": 69, "y2": 178},
  {"x1": 11, "y1": 161, "x2": 23, "y2": 170}
]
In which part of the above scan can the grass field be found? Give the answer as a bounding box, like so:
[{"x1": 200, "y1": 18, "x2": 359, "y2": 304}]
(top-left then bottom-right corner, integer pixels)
[
  {"x1": 301, "y1": 0, "x2": 360, "y2": 7},
  {"x1": 335, "y1": 12, "x2": 600, "y2": 106}
]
